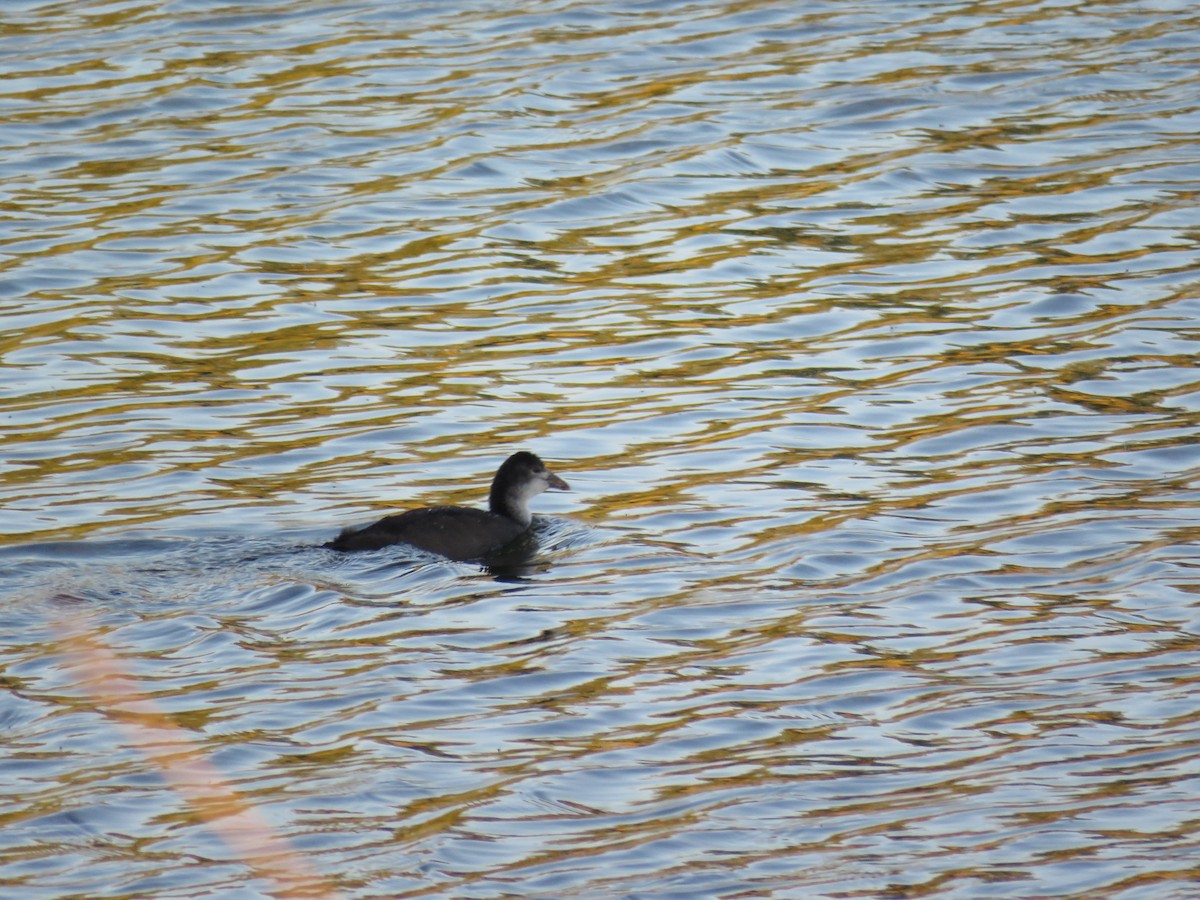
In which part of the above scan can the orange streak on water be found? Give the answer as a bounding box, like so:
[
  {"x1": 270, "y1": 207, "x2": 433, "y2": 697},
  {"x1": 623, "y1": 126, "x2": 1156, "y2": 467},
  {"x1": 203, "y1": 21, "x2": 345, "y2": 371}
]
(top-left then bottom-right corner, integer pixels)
[{"x1": 58, "y1": 619, "x2": 344, "y2": 900}]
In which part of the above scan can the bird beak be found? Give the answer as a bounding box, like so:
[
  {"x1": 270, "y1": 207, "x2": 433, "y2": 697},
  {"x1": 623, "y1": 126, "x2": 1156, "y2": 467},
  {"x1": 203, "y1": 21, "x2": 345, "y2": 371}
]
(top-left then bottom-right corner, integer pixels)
[{"x1": 547, "y1": 472, "x2": 569, "y2": 491}]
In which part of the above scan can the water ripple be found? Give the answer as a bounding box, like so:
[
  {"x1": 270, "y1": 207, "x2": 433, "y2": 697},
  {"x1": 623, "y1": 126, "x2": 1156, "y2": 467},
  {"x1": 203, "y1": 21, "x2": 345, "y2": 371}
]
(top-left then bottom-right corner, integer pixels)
[{"x1": 2, "y1": 0, "x2": 1199, "y2": 897}]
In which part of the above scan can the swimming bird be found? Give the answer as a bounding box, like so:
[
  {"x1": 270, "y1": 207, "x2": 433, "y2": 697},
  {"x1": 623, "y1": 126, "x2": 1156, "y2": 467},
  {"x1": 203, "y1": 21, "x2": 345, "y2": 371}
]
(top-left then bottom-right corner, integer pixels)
[{"x1": 325, "y1": 451, "x2": 569, "y2": 560}]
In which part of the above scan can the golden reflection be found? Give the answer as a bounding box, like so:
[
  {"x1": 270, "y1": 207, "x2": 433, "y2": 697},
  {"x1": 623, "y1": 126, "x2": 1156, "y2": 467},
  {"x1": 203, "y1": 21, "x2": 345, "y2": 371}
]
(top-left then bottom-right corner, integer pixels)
[{"x1": 3, "y1": 0, "x2": 1199, "y2": 896}]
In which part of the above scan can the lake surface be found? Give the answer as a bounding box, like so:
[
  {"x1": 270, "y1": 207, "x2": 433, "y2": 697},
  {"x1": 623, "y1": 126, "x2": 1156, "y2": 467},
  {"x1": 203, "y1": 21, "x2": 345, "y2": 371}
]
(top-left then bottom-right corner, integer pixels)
[{"x1": 3, "y1": 1, "x2": 1199, "y2": 897}]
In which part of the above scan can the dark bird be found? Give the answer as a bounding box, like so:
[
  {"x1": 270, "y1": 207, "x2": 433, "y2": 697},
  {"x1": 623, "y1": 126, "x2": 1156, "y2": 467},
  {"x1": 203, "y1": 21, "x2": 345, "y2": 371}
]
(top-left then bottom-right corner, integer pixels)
[{"x1": 325, "y1": 451, "x2": 569, "y2": 561}]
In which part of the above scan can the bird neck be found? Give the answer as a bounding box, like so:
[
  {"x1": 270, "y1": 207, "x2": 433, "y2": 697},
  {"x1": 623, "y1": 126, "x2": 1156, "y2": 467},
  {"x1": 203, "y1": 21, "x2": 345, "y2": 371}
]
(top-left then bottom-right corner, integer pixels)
[{"x1": 489, "y1": 484, "x2": 533, "y2": 526}]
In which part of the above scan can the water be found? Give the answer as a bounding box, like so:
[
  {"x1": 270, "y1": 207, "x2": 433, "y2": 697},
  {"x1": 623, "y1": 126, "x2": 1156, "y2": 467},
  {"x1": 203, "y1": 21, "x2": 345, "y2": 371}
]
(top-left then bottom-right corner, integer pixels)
[{"x1": 3, "y1": 1, "x2": 1199, "y2": 897}]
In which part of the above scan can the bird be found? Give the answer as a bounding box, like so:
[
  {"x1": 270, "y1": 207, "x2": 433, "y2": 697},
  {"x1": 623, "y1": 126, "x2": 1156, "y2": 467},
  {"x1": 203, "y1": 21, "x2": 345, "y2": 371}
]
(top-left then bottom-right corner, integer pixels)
[{"x1": 325, "y1": 451, "x2": 569, "y2": 561}]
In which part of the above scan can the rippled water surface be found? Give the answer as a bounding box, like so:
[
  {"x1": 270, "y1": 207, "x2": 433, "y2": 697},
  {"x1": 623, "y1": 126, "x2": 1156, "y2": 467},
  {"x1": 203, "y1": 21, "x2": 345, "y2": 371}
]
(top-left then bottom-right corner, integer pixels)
[{"x1": 3, "y1": 1, "x2": 1200, "y2": 897}]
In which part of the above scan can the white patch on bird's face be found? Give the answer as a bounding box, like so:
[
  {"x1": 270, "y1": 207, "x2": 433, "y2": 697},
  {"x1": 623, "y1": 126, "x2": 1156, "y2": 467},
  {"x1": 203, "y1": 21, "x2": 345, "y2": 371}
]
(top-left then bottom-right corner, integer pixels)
[{"x1": 513, "y1": 470, "x2": 550, "y2": 499}]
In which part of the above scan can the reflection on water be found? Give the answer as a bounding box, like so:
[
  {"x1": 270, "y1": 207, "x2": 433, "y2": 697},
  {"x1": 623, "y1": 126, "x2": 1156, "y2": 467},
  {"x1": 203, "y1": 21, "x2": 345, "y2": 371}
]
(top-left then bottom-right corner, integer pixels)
[{"x1": 2, "y1": 0, "x2": 1199, "y2": 897}]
